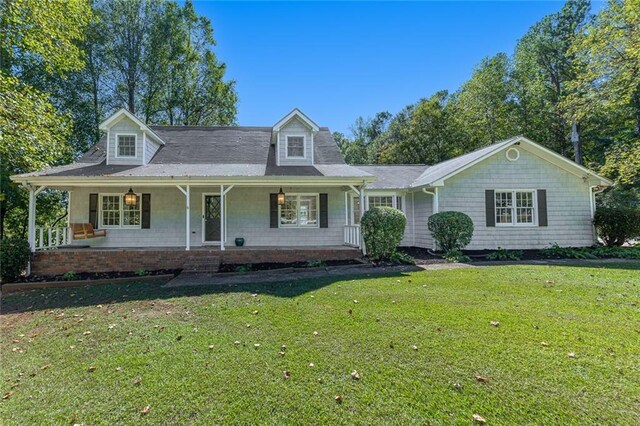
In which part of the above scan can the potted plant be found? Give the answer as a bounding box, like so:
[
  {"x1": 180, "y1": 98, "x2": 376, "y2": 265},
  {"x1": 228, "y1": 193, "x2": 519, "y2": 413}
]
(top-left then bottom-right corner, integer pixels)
[{"x1": 235, "y1": 237, "x2": 245, "y2": 247}]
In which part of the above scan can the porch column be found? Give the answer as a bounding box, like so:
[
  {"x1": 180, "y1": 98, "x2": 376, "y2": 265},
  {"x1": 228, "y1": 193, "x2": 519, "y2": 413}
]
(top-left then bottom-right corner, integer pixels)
[
  {"x1": 176, "y1": 185, "x2": 191, "y2": 251},
  {"x1": 26, "y1": 185, "x2": 46, "y2": 252},
  {"x1": 433, "y1": 187, "x2": 439, "y2": 214},
  {"x1": 359, "y1": 184, "x2": 366, "y2": 255},
  {"x1": 220, "y1": 185, "x2": 234, "y2": 251}
]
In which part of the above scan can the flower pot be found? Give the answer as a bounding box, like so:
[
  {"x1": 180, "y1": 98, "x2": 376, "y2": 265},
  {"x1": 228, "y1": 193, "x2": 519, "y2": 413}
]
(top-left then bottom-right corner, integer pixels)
[{"x1": 235, "y1": 238, "x2": 245, "y2": 247}]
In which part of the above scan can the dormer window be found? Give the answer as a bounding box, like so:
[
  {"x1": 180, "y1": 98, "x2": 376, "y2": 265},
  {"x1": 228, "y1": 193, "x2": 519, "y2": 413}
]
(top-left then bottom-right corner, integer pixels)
[
  {"x1": 116, "y1": 134, "x2": 137, "y2": 157},
  {"x1": 286, "y1": 136, "x2": 305, "y2": 158}
]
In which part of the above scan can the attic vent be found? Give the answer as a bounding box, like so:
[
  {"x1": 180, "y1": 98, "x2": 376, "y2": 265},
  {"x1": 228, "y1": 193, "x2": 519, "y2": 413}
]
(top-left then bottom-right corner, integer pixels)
[{"x1": 505, "y1": 147, "x2": 520, "y2": 162}]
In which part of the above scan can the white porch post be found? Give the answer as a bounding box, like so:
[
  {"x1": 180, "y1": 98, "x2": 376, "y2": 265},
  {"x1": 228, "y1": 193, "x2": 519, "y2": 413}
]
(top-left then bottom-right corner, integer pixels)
[
  {"x1": 220, "y1": 184, "x2": 225, "y2": 251},
  {"x1": 433, "y1": 187, "x2": 439, "y2": 214},
  {"x1": 176, "y1": 185, "x2": 191, "y2": 250},
  {"x1": 28, "y1": 187, "x2": 36, "y2": 252},
  {"x1": 359, "y1": 184, "x2": 366, "y2": 255}
]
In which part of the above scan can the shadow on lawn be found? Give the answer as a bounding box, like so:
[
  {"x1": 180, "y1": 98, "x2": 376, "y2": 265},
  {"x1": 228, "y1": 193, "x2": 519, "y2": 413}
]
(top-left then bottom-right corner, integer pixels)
[{"x1": 0, "y1": 270, "x2": 415, "y2": 315}]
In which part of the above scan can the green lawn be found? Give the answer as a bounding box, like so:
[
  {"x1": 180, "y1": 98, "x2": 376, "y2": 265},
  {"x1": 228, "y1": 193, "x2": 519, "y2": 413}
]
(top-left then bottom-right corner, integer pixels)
[{"x1": 1, "y1": 263, "x2": 639, "y2": 425}]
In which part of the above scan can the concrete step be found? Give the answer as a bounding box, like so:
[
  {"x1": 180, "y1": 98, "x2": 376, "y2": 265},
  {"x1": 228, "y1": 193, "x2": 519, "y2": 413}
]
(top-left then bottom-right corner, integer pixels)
[{"x1": 183, "y1": 256, "x2": 221, "y2": 273}]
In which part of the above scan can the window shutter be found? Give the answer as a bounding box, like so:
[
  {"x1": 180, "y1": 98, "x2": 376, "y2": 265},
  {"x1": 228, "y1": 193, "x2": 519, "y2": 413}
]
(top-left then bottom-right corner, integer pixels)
[
  {"x1": 319, "y1": 193, "x2": 328, "y2": 228},
  {"x1": 269, "y1": 194, "x2": 278, "y2": 228},
  {"x1": 141, "y1": 194, "x2": 151, "y2": 229},
  {"x1": 485, "y1": 190, "x2": 495, "y2": 227},
  {"x1": 89, "y1": 193, "x2": 98, "y2": 228},
  {"x1": 537, "y1": 189, "x2": 548, "y2": 227}
]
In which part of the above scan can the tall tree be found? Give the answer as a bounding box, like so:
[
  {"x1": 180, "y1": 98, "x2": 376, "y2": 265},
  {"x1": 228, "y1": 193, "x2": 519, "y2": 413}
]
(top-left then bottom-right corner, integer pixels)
[{"x1": 513, "y1": 0, "x2": 591, "y2": 162}]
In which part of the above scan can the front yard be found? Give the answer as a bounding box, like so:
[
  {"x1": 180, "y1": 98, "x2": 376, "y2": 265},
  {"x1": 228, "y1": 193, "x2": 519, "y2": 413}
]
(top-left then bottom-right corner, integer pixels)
[{"x1": 1, "y1": 263, "x2": 639, "y2": 424}]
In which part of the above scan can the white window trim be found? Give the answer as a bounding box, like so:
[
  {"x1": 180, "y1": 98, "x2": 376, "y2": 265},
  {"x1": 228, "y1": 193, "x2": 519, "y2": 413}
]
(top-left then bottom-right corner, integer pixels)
[
  {"x1": 114, "y1": 133, "x2": 138, "y2": 158},
  {"x1": 494, "y1": 189, "x2": 537, "y2": 227},
  {"x1": 278, "y1": 193, "x2": 319, "y2": 228},
  {"x1": 285, "y1": 135, "x2": 307, "y2": 159},
  {"x1": 352, "y1": 193, "x2": 403, "y2": 226},
  {"x1": 98, "y1": 193, "x2": 142, "y2": 229}
]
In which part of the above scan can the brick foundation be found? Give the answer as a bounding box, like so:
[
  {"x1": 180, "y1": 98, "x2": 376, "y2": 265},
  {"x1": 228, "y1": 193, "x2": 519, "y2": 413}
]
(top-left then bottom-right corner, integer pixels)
[{"x1": 30, "y1": 247, "x2": 362, "y2": 276}]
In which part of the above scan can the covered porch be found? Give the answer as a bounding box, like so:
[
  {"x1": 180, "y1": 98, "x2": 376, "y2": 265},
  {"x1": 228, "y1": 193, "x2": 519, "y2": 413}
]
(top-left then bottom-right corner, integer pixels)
[{"x1": 23, "y1": 180, "x2": 367, "y2": 255}]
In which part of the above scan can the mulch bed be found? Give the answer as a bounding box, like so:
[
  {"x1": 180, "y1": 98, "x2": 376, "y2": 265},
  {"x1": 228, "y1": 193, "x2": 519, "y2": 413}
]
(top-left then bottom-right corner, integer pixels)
[
  {"x1": 398, "y1": 247, "x2": 551, "y2": 262},
  {"x1": 13, "y1": 269, "x2": 182, "y2": 284}
]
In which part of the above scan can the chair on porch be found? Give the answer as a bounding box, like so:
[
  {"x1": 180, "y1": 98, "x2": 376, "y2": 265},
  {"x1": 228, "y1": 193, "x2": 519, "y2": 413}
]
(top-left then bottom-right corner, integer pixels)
[{"x1": 70, "y1": 223, "x2": 107, "y2": 240}]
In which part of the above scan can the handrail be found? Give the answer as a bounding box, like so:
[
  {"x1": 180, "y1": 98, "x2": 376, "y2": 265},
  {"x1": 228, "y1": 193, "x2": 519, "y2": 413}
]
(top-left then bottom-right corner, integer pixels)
[{"x1": 35, "y1": 226, "x2": 71, "y2": 250}]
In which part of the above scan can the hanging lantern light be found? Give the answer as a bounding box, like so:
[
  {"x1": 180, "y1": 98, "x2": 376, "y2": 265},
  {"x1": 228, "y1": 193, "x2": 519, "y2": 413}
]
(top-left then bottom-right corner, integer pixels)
[
  {"x1": 277, "y1": 187, "x2": 286, "y2": 205},
  {"x1": 123, "y1": 187, "x2": 138, "y2": 206}
]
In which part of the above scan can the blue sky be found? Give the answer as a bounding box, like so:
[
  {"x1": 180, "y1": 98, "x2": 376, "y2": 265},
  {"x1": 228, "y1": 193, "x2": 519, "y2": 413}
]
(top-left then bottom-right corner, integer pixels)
[{"x1": 192, "y1": 1, "x2": 603, "y2": 135}]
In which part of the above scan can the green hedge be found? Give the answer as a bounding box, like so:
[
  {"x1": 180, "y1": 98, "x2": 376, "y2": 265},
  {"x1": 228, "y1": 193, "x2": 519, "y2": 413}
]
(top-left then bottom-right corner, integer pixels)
[
  {"x1": 594, "y1": 207, "x2": 640, "y2": 246},
  {"x1": 361, "y1": 207, "x2": 407, "y2": 261},
  {"x1": 0, "y1": 237, "x2": 31, "y2": 283},
  {"x1": 428, "y1": 211, "x2": 474, "y2": 254}
]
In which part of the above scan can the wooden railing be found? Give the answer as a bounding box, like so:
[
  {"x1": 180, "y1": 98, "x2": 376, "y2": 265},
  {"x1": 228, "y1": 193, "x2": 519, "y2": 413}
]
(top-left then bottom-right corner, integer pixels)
[
  {"x1": 35, "y1": 226, "x2": 71, "y2": 250},
  {"x1": 343, "y1": 225, "x2": 361, "y2": 247}
]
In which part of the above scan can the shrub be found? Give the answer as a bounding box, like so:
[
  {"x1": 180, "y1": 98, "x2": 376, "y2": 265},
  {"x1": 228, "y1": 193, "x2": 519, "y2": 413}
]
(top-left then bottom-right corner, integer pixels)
[
  {"x1": 0, "y1": 237, "x2": 31, "y2": 283},
  {"x1": 444, "y1": 249, "x2": 471, "y2": 263},
  {"x1": 590, "y1": 246, "x2": 640, "y2": 259},
  {"x1": 487, "y1": 247, "x2": 523, "y2": 261},
  {"x1": 361, "y1": 207, "x2": 407, "y2": 261},
  {"x1": 135, "y1": 268, "x2": 148, "y2": 276},
  {"x1": 541, "y1": 243, "x2": 597, "y2": 259},
  {"x1": 389, "y1": 251, "x2": 416, "y2": 265},
  {"x1": 62, "y1": 271, "x2": 79, "y2": 281},
  {"x1": 306, "y1": 260, "x2": 327, "y2": 268},
  {"x1": 594, "y1": 207, "x2": 640, "y2": 246},
  {"x1": 428, "y1": 211, "x2": 474, "y2": 253}
]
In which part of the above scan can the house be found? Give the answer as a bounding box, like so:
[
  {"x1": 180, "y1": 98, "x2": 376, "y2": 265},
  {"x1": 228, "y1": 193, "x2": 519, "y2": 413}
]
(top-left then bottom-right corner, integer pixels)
[{"x1": 10, "y1": 108, "x2": 612, "y2": 275}]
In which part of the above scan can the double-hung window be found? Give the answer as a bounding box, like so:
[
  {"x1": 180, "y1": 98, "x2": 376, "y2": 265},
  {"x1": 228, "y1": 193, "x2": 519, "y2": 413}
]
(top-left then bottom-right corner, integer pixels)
[
  {"x1": 351, "y1": 194, "x2": 403, "y2": 225},
  {"x1": 100, "y1": 194, "x2": 141, "y2": 229},
  {"x1": 286, "y1": 136, "x2": 305, "y2": 158},
  {"x1": 279, "y1": 194, "x2": 318, "y2": 227},
  {"x1": 116, "y1": 134, "x2": 136, "y2": 157},
  {"x1": 495, "y1": 190, "x2": 535, "y2": 226}
]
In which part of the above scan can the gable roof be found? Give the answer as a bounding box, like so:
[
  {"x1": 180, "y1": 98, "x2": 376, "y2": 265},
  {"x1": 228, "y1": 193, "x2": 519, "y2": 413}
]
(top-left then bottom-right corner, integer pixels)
[
  {"x1": 98, "y1": 108, "x2": 166, "y2": 145},
  {"x1": 273, "y1": 108, "x2": 320, "y2": 132},
  {"x1": 354, "y1": 165, "x2": 428, "y2": 189}
]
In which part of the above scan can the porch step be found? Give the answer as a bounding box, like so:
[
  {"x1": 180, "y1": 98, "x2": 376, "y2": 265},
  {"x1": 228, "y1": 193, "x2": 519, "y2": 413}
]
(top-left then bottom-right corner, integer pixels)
[{"x1": 182, "y1": 256, "x2": 221, "y2": 273}]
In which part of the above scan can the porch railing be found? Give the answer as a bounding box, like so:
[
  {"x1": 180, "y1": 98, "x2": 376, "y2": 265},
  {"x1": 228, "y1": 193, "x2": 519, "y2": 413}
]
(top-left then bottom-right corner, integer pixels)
[
  {"x1": 35, "y1": 226, "x2": 71, "y2": 250},
  {"x1": 343, "y1": 225, "x2": 361, "y2": 247}
]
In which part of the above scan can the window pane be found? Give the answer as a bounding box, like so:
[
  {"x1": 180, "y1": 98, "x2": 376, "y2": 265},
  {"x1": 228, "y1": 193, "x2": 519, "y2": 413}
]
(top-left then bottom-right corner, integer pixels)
[
  {"x1": 287, "y1": 137, "x2": 304, "y2": 157},
  {"x1": 495, "y1": 192, "x2": 513, "y2": 224},
  {"x1": 396, "y1": 196, "x2": 402, "y2": 211},
  {"x1": 101, "y1": 195, "x2": 120, "y2": 226},
  {"x1": 353, "y1": 197, "x2": 361, "y2": 225},
  {"x1": 123, "y1": 196, "x2": 140, "y2": 226},
  {"x1": 280, "y1": 196, "x2": 298, "y2": 225},
  {"x1": 118, "y1": 135, "x2": 136, "y2": 157},
  {"x1": 299, "y1": 195, "x2": 317, "y2": 226},
  {"x1": 369, "y1": 196, "x2": 393, "y2": 208},
  {"x1": 515, "y1": 191, "x2": 534, "y2": 223}
]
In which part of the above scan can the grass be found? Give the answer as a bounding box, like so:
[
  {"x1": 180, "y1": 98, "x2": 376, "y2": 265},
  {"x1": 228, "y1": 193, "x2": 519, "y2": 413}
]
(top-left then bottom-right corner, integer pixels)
[{"x1": 1, "y1": 262, "x2": 639, "y2": 425}]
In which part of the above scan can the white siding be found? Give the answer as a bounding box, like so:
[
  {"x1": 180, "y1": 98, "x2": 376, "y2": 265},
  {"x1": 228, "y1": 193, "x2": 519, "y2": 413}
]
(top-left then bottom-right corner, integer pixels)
[
  {"x1": 412, "y1": 190, "x2": 434, "y2": 249},
  {"x1": 107, "y1": 118, "x2": 144, "y2": 166},
  {"x1": 144, "y1": 138, "x2": 161, "y2": 164},
  {"x1": 278, "y1": 118, "x2": 313, "y2": 166},
  {"x1": 438, "y1": 146, "x2": 595, "y2": 249},
  {"x1": 68, "y1": 186, "x2": 347, "y2": 248}
]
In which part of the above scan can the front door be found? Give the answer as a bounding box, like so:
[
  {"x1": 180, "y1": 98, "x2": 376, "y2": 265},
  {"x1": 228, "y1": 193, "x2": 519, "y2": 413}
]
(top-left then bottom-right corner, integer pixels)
[{"x1": 203, "y1": 195, "x2": 221, "y2": 242}]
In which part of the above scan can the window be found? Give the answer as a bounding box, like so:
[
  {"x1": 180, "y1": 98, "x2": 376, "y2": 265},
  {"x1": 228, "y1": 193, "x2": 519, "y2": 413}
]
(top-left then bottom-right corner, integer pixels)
[
  {"x1": 352, "y1": 197, "x2": 362, "y2": 225},
  {"x1": 495, "y1": 190, "x2": 535, "y2": 226},
  {"x1": 351, "y1": 194, "x2": 403, "y2": 225},
  {"x1": 368, "y1": 196, "x2": 394, "y2": 208},
  {"x1": 100, "y1": 194, "x2": 141, "y2": 229},
  {"x1": 117, "y1": 134, "x2": 136, "y2": 157},
  {"x1": 286, "y1": 136, "x2": 305, "y2": 158},
  {"x1": 279, "y1": 194, "x2": 318, "y2": 227}
]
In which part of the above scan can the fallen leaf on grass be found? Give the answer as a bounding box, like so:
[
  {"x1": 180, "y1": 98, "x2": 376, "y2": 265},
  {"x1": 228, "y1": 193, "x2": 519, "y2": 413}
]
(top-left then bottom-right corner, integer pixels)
[
  {"x1": 254, "y1": 343, "x2": 260, "y2": 348},
  {"x1": 335, "y1": 395, "x2": 344, "y2": 403},
  {"x1": 541, "y1": 342, "x2": 549, "y2": 347},
  {"x1": 251, "y1": 310, "x2": 259, "y2": 315},
  {"x1": 208, "y1": 345, "x2": 214, "y2": 350},
  {"x1": 411, "y1": 345, "x2": 418, "y2": 351},
  {"x1": 309, "y1": 363, "x2": 314, "y2": 367},
  {"x1": 82, "y1": 331, "x2": 91, "y2": 336},
  {"x1": 313, "y1": 331, "x2": 318, "y2": 336},
  {"x1": 87, "y1": 366, "x2": 96, "y2": 372},
  {"x1": 278, "y1": 351, "x2": 286, "y2": 357},
  {"x1": 474, "y1": 374, "x2": 488, "y2": 383},
  {"x1": 351, "y1": 370, "x2": 360, "y2": 380},
  {"x1": 141, "y1": 405, "x2": 150, "y2": 415},
  {"x1": 3, "y1": 392, "x2": 13, "y2": 399},
  {"x1": 490, "y1": 321, "x2": 500, "y2": 327},
  {"x1": 41, "y1": 365, "x2": 50, "y2": 370},
  {"x1": 233, "y1": 341, "x2": 240, "y2": 345},
  {"x1": 283, "y1": 371, "x2": 291, "y2": 379},
  {"x1": 568, "y1": 352, "x2": 576, "y2": 358},
  {"x1": 472, "y1": 413, "x2": 486, "y2": 423},
  {"x1": 134, "y1": 377, "x2": 142, "y2": 386},
  {"x1": 176, "y1": 335, "x2": 183, "y2": 341}
]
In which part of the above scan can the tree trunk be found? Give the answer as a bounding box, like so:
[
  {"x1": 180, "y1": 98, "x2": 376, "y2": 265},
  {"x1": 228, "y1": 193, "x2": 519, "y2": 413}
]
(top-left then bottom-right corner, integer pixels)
[{"x1": 571, "y1": 121, "x2": 582, "y2": 165}]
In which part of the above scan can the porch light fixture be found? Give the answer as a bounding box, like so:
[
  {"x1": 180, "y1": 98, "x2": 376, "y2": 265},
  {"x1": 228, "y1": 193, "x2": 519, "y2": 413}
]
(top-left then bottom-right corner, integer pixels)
[
  {"x1": 277, "y1": 187, "x2": 286, "y2": 205},
  {"x1": 124, "y1": 187, "x2": 138, "y2": 206}
]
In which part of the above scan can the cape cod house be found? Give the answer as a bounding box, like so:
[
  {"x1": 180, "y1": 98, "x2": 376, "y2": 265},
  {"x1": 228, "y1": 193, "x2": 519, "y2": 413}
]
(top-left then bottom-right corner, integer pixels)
[{"x1": 11, "y1": 108, "x2": 612, "y2": 275}]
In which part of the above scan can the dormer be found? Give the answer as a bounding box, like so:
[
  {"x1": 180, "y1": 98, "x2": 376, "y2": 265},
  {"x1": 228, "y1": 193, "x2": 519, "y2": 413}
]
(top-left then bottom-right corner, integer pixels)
[
  {"x1": 273, "y1": 108, "x2": 320, "y2": 166},
  {"x1": 99, "y1": 108, "x2": 165, "y2": 166}
]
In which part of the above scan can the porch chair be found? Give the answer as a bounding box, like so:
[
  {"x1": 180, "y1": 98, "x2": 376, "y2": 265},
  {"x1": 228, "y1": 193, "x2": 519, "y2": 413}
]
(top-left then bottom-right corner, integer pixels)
[{"x1": 70, "y1": 223, "x2": 107, "y2": 240}]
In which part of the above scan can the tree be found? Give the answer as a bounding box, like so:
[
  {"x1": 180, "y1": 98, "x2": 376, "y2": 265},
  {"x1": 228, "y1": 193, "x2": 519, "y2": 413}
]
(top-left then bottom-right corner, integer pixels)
[
  {"x1": 0, "y1": 0, "x2": 92, "y2": 238},
  {"x1": 449, "y1": 53, "x2": 518, "y2": 151},
  {"x1": 513, "y1": 0, "x2": 591, "y2": 162}
]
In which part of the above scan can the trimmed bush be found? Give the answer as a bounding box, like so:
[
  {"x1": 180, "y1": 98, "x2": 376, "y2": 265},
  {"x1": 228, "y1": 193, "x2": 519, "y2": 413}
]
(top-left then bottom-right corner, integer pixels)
[
  {"x1": 361, "y1": 207, "x2": 407, "y2": 261},
  {"x1": 428, "y1": 211, "x2": 474, "y2": 253},
  {"x1": 0, "y1": 237, "x2": 31, "y2": 283},
  {"x1": 594, "y1": 207, "x2": 640, "y2": 246}
]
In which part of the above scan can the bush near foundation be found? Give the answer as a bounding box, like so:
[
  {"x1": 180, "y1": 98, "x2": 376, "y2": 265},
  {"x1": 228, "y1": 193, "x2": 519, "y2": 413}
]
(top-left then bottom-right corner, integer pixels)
[{"x1": 361, "y1": 207, "x2": 407, "y2": 261}]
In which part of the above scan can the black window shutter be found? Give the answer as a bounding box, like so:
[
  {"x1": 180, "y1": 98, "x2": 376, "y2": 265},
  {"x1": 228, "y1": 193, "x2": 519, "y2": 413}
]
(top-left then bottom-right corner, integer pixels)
[
  {"x1": 89, "y1": 193, "x2": 98, "y2": 228},
  {"x1": 141, "y1": 194, "x2": 151, "y2": 229},
  {"x1": 485, "y1": 190, "x2": 495, "y2": 227},
  {"x1": 537, "y1": 189, "x2": 548, "y2": 227},
  {"x1": 269, "y1": 194, "x2": 278, "y2": 228},
  {"x1": 319, "y1": 193, "x2": 328, "y2": 228}
]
